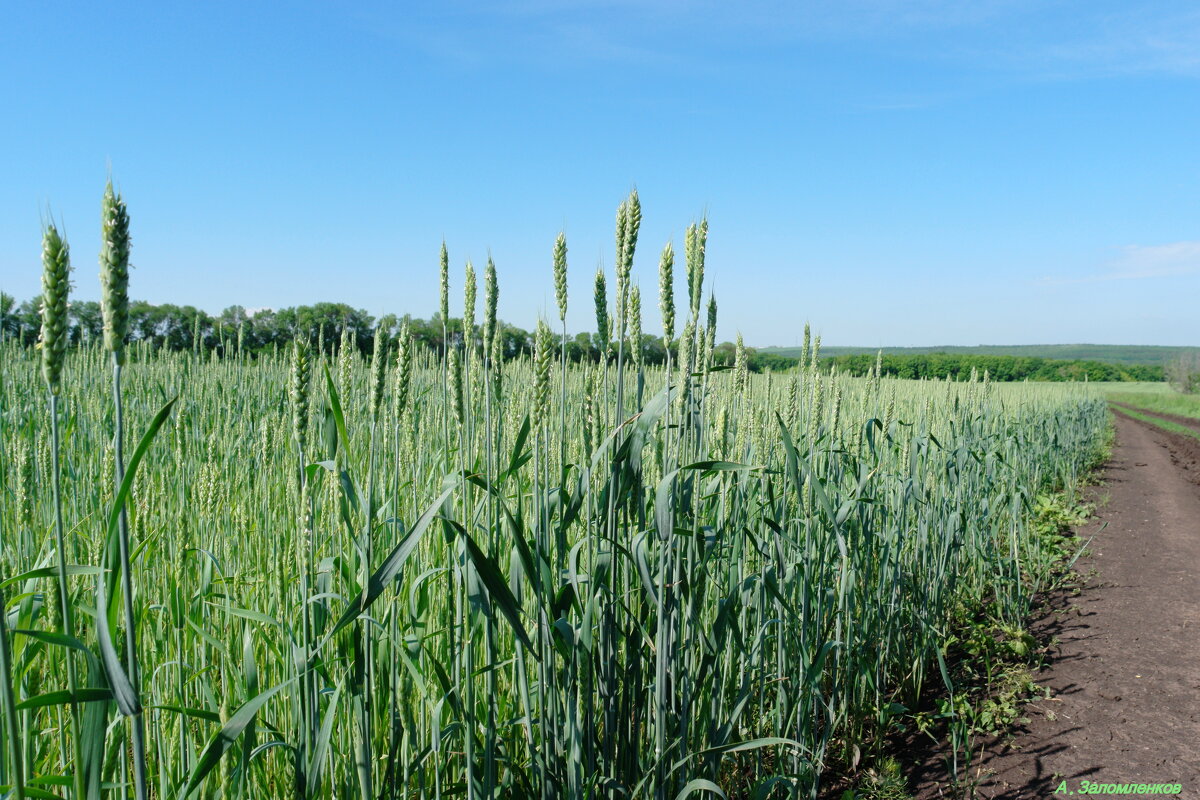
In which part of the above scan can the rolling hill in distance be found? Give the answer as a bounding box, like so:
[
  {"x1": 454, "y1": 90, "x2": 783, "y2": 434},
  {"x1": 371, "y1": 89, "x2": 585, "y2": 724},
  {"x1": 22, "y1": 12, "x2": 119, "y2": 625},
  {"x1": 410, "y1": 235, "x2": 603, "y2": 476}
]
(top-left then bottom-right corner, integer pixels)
[{"x1": 759, "y1": 344, "x2": 1194, "y2": 367}]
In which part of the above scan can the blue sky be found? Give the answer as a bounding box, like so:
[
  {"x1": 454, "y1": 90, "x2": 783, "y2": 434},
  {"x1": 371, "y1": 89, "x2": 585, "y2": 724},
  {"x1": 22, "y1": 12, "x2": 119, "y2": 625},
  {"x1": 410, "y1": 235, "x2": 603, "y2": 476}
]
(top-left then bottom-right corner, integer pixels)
[{"x1": 1, "y1": 1, "x2": 1198, "y2": 347}]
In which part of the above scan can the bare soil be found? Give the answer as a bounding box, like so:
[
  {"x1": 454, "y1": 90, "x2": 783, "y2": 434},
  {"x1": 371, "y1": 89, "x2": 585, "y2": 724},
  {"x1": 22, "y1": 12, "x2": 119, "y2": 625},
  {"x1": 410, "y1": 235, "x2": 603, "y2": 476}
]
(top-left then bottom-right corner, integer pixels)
[
  {"x1": 914, "y1": 412, "x2": 1200, "y2": 798},
  {"x1": 1109, "y1": 401, "x2": 1200, "y2": 437}
]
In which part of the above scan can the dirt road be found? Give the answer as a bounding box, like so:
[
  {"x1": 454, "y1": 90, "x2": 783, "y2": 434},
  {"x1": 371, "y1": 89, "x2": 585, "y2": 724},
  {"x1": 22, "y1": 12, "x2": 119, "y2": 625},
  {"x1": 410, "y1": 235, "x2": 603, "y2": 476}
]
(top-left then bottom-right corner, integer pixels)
[
  {"x1": 941, "y1": 411, "x2": 1200, "y2": 797},
  {"x1": 1109, "y1": 401, "x2": 1200, "y2": 437}
]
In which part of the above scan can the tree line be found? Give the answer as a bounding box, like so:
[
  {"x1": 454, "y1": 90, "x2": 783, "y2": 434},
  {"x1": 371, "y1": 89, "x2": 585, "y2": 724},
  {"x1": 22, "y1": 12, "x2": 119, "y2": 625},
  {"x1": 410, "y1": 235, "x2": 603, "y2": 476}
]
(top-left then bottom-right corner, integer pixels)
[
  {"x1": 826, "y1": 352, "x2": 1164, "y2": 382},
  {"x1": 0, "y1": 292, "x2": 1167, "y2": 381},
  {"x1": 0, "y1": 293, "x2": 681, "y2": 364}
]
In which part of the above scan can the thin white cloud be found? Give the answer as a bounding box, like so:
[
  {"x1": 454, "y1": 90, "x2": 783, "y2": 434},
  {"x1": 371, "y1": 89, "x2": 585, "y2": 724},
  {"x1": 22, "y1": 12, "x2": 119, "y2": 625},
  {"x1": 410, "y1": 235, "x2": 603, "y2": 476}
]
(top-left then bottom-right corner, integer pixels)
[
  {"x1": 989, "y1": 7, "x2": 1200, "y2": 79},
  {"x1": 853, "y1": 91, "x2": 962, "y2": 110},
  {"x1": 1040, "y1": 241, "x2": 1200, "y2": 285},
  {"x1": 345, "y1": 1, "x2": 1200, "y2": 81}
]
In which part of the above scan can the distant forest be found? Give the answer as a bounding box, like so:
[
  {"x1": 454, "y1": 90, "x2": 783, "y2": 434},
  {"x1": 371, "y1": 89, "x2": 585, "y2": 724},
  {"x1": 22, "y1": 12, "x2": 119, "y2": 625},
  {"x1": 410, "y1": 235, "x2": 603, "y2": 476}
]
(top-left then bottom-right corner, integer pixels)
[
  {"x1": 824, "y1": 352, "x2": 1163, "y2": 383},
  {"x1": 764, "y1": 342, "x2": 1188, "y2": 367},
  {"x1": 0, "y1": 293, "x2": 675, "y2": 364},
  {"x1": 0, "y1": 293, "x2": 1164, "y2": 381}
]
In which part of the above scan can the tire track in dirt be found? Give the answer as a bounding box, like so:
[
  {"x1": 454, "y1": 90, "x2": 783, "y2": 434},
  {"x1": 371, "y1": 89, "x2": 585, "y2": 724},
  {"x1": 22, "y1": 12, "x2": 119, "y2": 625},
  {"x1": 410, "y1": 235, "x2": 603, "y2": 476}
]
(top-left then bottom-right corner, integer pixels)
[
  {"x1": 1109, "y1": 405, "x2": 1200, "y2": 487},
  {"x1": 922, "y1": 412, "x2": 1200, "y2": 798},
  {"x1": 1109, "y1": 401, "x2": 1200, "y2": 438}
]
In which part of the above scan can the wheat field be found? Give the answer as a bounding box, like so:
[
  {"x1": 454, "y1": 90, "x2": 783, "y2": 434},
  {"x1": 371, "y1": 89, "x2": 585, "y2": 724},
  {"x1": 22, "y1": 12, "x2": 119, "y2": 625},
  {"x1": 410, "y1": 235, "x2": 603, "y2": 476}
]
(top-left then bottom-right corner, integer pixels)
[{"x1": 0, "y1": 190, "x2": 1107, "y2": 800}]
